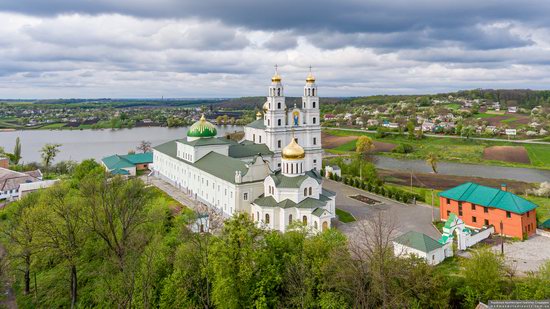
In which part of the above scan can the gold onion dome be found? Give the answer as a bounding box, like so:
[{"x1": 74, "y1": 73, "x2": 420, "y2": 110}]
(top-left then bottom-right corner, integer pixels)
[
  {"x1": 262, "y1": 101, "x2": 268, "y2": 112},
  {"x1": 282, "y1": 138, "x2": 305, "y2": 160},
  {"x1": 306, "y1": 72, "x2": 315, "y2": 83},
  {"x1": 256, "y1": 111, "x2": 262, "y2": 116},
  {"x1": 187, "y1": 114, "x2": 217, "y2": 138},
  {"x1": 272, "y1": 73, "x2": 282, "y2": 83}
]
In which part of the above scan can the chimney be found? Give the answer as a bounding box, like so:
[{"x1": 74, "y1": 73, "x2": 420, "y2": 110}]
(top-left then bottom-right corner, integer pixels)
[{"x1": 500, "y1": 183, "x2": 507, "y2": 192}]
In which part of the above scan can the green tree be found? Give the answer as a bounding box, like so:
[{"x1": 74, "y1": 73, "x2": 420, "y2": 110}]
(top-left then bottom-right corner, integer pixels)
[
  {"x1": 13, "y1": 137, "x2": 22, "y2": 165},
  {"x1": 426, "y1": 152, "x2": 438, "y2": 173},
  {"x1": 40, "y1": 143, "x2": 62, "y2": 172},
  {"x1": 407, "y1": 121, "x2": 415, "y2": 140}
]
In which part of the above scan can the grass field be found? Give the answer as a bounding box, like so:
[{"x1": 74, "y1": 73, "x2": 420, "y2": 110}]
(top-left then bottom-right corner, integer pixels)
[
  {"x1": 525, "y1": 196, "x2": 550, "y2": 223},
  {"x1": 385, "y1": 184, "x2": 442, "y2": 207},
  {"x1": 40, "y1": 123, "x2": 67, "y2": 129},
  {"x1": 443, "y1": 103, "x2": 461, "y2": 110},
  {"x1": 324, "y1": 129, "x2": 550, "y2": 169},
  {"x1": 336, "y1": 208, "x2": 356, "y2": 223}
]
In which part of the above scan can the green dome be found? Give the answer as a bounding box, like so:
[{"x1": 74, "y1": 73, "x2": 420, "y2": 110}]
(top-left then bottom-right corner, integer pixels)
[{"x1": 187, "y1": 115, "x2": 217, "y2": 138}]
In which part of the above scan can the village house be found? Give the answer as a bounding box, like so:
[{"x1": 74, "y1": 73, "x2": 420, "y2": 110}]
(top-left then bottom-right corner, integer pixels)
[
  {"x1": 439, "y1": 182, "x2": 538, "y2": 238},
  {"x1": 421, "y1": 121, "x2": 435, "y2": 132},
  {"x1": 0, "y1": 167, "x2": 44, "y2": 201},
  {"x1": 101, "y1": 152, "x2": 153, "y2": 176},
  {"x1": 393, "y1": 231, "x2": 451, "y2": 265}
]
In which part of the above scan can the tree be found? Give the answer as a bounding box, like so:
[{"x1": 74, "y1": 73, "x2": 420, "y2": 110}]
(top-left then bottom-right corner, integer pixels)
[
  {"x1": 13, "y1": 137, "x2": 22, "y2": 165},
  {"x1": 40, "y1": 143, "x2": 62, "y2": 171},
  {"x1": 407, "y1": 121, "x2": 415, "y2": 140},
  {"x1": 136, "y1": 140, "x2": 152, "y2": 153},
  {"x1": 426, "y1": 152, "x2": 438, "y2": 173},
  {"x1": 33, "y1": 183, "x2": 84, "y2": 308},
  {"x1": 355, "y1": 136, "x2": 375, "y2": 161}
]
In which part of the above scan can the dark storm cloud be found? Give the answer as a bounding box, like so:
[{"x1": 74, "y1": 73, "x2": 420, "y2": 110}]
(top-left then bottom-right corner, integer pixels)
[{"x1": 1, "y1": 0, "x2": 547, "y2": 50}]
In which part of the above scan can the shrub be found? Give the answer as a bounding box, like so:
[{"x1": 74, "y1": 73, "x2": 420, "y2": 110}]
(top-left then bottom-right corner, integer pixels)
[
  {"x1": 392, "y1": 143, "x2": 414, "y2": 154},
  {"x1": 367, "y1": 183, "x2": 373, "y2": 192}
]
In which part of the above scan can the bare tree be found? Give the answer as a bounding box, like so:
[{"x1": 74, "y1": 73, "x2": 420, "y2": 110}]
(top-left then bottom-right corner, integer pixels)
[{"x1": 137, "y1": 140, "x2": 152, "y2": 153}]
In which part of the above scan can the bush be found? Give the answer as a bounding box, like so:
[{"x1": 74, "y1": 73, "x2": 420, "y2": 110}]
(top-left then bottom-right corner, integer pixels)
[
  {"x1": 392, "y1": 143, "x2": 414, "y2": 154},
  {"x1": 367, "y1": 183, "x2": 373, "y2": 192}
]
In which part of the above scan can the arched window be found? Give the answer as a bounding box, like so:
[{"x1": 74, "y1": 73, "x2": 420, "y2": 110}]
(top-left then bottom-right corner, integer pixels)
[
  {"x1": 289, "y1": 214, "x2": 293, "y2": 223},
  {"x1": 322, "y1": 221, "x2": 328, "y2": 231},
  {"x1": 309, "y1": 187, "x2": 312, "y2": 195},
  {"x1": 313, "y1": 117, "x2": 317, "y2": 124},
  {"x1": 278, "y1": 119, "x2": 281, "y2": 126},
  {"x1": 265, "y1": 213, "x2": 270, "y2": 224},
  {"x1": 277, "y1": 88, "x2": 281, "y2": 96},
  {"x1": 312, "y1": 102, "x2": 316, "y2": 108},
  {"x1": 308, "y1": 88, "x2": 311, "y2": 96},
  {"x1": 267, "y1": 119, "x2": 270, "y2": 126},
  {"x1": 304, "y1": 188, "x2": 308, "y2": 196},
  {"x1": 314, "y1": 221, "x2": 318, "y2": 229},
  {"x1": 277, "y1": 102, "x2": 281, "y2": 109},
  {"x1": 312, "y1": 88, "x2": 315, "y2": 96},
  {"x1": 291, "y1": 164, "x2": 294, "y2": 174},
  {"x1": 302, "y1": 216, "x2": 307, "y2": 225}
]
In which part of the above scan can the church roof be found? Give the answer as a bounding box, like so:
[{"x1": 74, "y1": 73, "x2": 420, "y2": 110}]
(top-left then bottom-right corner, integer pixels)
[
  {"x1": 438, "y1": 182, "x2": 537, "y2": 214},
  {"x1": 245, "y1": 119, "x2": 266, "y2": 129},
  {"x1": 394, "y1": 231, "x2": 444, "y2": 253},
  {"x1": 178, "y1": 137, "x2": 231, "y2": 147},
  {"x1": 154, "y1": 140, "x2": 253, "y2": 184},
  {"x1": 228, "y1": 143, "x2": 273, "y2": 158},
  {"x1": 268, "y1": 169, "x2": 322, "y2": 189},
  {"x1": 252, "y1": 194, "x2": 328, "y2": 209}
]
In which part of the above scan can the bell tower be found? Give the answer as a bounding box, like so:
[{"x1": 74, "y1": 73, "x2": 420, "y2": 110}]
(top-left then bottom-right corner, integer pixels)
[
  {"x1": 264, "y1": 65, "x2": 286, "y2": 130},
  {"x1": 302, "y1": 66, "x2": 319, "y2": 127}
]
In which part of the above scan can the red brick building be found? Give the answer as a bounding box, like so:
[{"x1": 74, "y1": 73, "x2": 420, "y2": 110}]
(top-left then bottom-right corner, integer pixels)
[{"x1": 439, "y1": 182, "x2": 538, "y2": 239}]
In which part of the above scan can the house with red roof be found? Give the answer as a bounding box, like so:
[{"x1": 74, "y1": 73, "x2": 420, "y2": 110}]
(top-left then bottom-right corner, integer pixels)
[{"x1": 439, "y1": 182, "x2": 538, "y2": 239}]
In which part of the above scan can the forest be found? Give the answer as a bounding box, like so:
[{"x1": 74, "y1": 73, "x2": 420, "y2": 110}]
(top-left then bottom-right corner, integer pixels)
[{"x1": 0, "y1": 160, "x2": 549, "y2": 308}]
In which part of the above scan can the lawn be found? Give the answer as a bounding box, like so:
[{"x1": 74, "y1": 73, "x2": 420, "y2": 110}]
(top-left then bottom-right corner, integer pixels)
[
  {"x1": 323, "y1": 128, "x2": 550, "y2": 169},
  {"x1": 443, "y1": 103, "x2": 461, "y2": 110},
  {"x1": 336, "y1": 208, "x2": 356, "y2": 223},
  {"x1": 385, "y1": 184, "x2": 441, "y2": 207},
  {"x1": 525, "y1": 195, "x2": 550, "y2": 223},
  {"x1": 40, "y1": 123, "x2": 67, "y2": 129}
]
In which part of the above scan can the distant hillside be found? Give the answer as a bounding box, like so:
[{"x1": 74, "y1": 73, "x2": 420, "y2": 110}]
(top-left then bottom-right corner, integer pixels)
[{"x1": 217, "y1": 96, "x2": 344, "y2": 110}]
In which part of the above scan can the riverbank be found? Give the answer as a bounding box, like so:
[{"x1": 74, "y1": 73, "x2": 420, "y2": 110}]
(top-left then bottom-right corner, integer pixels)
[{"x1": 323, "y1": 128, "x2": 550, "y2": 170}]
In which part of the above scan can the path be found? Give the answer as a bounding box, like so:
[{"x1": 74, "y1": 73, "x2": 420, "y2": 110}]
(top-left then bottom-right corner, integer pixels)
[
  {"x1": 141, "y1": 175, "x2": 201, "y2": 210},
  {"x1": 326, "y1": 127, "x2": 550, "y2": 145},
  {"x1": 324, "y1": 180, "x2": 440, "y2": 239}
]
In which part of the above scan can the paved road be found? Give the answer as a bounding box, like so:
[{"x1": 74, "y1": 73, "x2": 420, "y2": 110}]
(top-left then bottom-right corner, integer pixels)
[
  {"x1": 324, "y1": 179, "x2": 441, "y2": 239},
  {"x1": 326, "y1": 127, "x2": 550, "y2": 145}
]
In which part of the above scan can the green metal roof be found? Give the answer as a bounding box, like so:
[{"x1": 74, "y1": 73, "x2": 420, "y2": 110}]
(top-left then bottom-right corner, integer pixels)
[
  {"x1": 268, "y1": 170, "x2": 322, "y2": 189},
  {"x1": 228, "y1": 143, "x2": 273, "y2": 158},
  {"x1": 252, "y1": 194, "x2": 328, "y2": 209},
  {"x1": 153, "y1": 140, "x2": 253, "y2": 184},
  {"x1": 438, "y1": 182, "x2": 537, "y2": 214},
  {"x1": 394, "y1": 231, "x2": 444, "y2": 253},
  {"x1": 111, "y1": 168, "x2": 130, "y2": 175},
  {"x1": 540, "y1": 219, "x2": 550, "y2": 229},
  {"x1": 101, "y1": 153, "x2": 153, "y2": 170},
  {"x1": 312, "y1": 208, "x2": 330, "y2": 217},
  {"x1": 245, "y1": 119, "x2": 266, "y2": 129}
]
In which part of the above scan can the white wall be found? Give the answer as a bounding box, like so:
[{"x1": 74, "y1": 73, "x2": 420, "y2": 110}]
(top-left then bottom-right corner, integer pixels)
[{"x1": 393, "y1": 242, "x2": 447, "y2": 265}]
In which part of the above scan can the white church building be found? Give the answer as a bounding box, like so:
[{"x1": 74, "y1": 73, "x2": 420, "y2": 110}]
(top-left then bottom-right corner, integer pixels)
[{"x1": 153, "y1": 69, "x2": 336, "y2": 232}]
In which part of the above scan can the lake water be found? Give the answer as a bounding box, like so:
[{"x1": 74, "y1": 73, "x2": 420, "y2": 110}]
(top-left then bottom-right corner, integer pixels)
[
  {"x1": 1, "y1": 127, "x2": 549, "y2": 183},
  {"x1": 0, "y1": 126, "x2": 242, "y2": 163}
]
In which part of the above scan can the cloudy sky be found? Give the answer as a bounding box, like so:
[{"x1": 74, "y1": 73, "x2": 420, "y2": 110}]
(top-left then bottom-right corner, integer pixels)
[{"x1": 1, "y1": 0, "x2": 550, "y2": 98}]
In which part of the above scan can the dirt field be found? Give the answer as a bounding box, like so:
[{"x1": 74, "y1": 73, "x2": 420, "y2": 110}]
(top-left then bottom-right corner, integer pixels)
[
  {"x1": 483, "y1": 146, "x2": 531, "y2": 164},
  {"x1": 322, "y1": 132, "x2": 396, "y2": 152},
  {"x1": 321, "y1": 132, "x2": 357, "y2": 148},
  {"x1": 484, "y1": 114, "x2": 530, "y2": 128},
  {"x1": 378, "y1": 169, "x2": 535, "y2": 193}
]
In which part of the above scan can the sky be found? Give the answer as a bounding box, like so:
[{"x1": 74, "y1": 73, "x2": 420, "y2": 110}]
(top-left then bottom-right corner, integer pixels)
[{"x1": 1, "y1": 0, "x2": 550, "y2": 98}]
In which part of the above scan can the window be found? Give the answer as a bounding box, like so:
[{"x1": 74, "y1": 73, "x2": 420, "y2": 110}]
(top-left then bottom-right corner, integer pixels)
[
  {"x1": 484, "y1": 207, "x2": 488, "y2": 213},
  {"x1": 277, "y1": 102, "x2": 281, "y2": 109},
  {"x1": 458, "y1": 203, "x2": 463, "y2": 216},
  {"x1": 313, "y1": 117, "x2": 317, "y2": 124},
  {"x1": 527, "y1": 211, "x2": 530, "y2": 218},
  {"x1": 484, "y1": 219, "x2": 489, "y2": 226},
  {"x1": 244, "y1": 193, "x2": 248, "y2": 201},
  {"x1": 278, "y1": 119, "x2": 281, "y2": 126},
  {"x1": 289, "y1": 214, "x2": 292, "y2": 223},
  {"x1": 446, "y1": 210, "x2": 450, "y2": 216},
  {"x1": 471, "y1": 204, "x2": 476, "y2": 210},
  {"x1": 257, "y1": 211, "x2": 259, "y2": 221},
  {"x1": 472, "y1": 216, "x2": 477, "y2": 223},
  {"x1": 313, "y1": 102, "x2": 316, "y2": 108},
  {"x1": 253, "y1": 134, "x2": 255, "y2": 142},
  {"x1": 309, "y1": 187, "x2": 312, "y2": 195},
  {"x1": 446, "y1": 198, "x2": 450, "y2": 205},
  {"x1": 259, "y1": 136, "x2": 262, "y2": 143},
  {"x1": 458, "y1": 201, "x2": 462, "y2": 207},
  {"x1": 278, "y1": 140, "x2": 281, "y2": 148},
  {"x1": 277, "y1": 88, "x2": 280, "y2": 96},
  {"x1": 302, "y1": 216, "x2": 307, "y2": 225},
  {"x1": 506, "y1": 211, "x2": 511, "y2": 218},
  {"x1": 313, "y1": 137, "x2": 317, "y2": 145},
  {"x1": 265, "y1": 214, "x2": 270, "y2": 224},
  {"x1": 314, "y1": 221, "x2": 318, "y2": 229},
  {"x1": 304, "y1": 188, "x2": 308, "y2": 196},
  {"x1": 312, "y1": 89, "x2": 315, "y2": 96}
]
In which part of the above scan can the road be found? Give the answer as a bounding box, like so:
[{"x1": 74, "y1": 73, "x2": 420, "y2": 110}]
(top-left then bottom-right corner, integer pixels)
[
  {"x1": 324, "y1": 179, "x2": 441, "y2": 240},
  {"x1": 326, "y1": 127, "x2": 550, "y2": 145}
]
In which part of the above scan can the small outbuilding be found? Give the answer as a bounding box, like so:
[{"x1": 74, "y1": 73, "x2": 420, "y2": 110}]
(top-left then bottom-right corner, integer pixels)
[
  {"x1": 101, "y1": 152, "x2": 153, "y2": 176},
  {"x1": 393, "y1": 231, "x2": 451, "y2": 265}
]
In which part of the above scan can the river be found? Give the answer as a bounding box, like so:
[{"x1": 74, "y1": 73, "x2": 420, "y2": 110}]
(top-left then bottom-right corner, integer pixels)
[
  {"x1": 1, "y1": 127, "x2": 549, "y2": 183},
  {"x1": 0, "y1": 126, "x2": 242, "y2": 163}
]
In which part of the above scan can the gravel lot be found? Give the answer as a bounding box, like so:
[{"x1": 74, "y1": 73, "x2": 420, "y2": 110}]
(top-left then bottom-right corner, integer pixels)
[{"x1": 491, "y1": 234, "x2": 550, "y2": 274}]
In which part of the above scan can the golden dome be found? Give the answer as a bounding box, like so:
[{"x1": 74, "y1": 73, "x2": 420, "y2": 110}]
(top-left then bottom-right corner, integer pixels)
[
  {"x1": 282, "y1": 138, "x2": 305, "y2": 160},
  {"x1": 256, "y1": 111, "x2": 262, "y2": 116},
  {"x1": 262, "y1": 101, "x2": 268, "y2": 112},
  {"x1": 272, "y1": 73, "x2": 282, "y2": 83},
  {"x1": 306, "y1": 72, "x2": 315, "y2": 83}
]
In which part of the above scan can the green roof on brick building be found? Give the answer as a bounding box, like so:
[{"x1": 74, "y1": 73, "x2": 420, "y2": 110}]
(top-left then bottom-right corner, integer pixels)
[
  {"x1": 394, "y1": 231, "x2": 443, "y2": 253},
  {"x1": 101, "y1": 152, "x2": 152, "y2": 171},
  {"x1": 438, "y1": 182, "x2": 537, "y2": 214}
]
